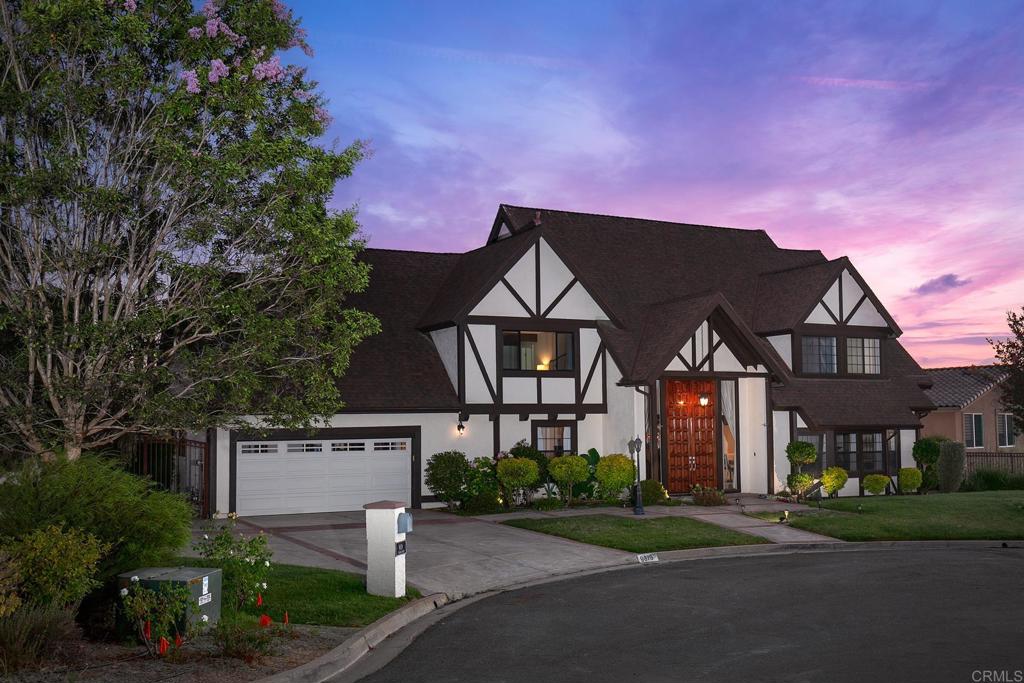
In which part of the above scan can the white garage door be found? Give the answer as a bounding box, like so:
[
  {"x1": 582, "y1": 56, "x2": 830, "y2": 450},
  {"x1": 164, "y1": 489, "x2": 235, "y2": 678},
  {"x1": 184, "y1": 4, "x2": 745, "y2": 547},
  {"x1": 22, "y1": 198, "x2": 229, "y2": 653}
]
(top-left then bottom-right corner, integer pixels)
[{"x1": 235, "y1": 437, "x2": 412, "y2": 515}]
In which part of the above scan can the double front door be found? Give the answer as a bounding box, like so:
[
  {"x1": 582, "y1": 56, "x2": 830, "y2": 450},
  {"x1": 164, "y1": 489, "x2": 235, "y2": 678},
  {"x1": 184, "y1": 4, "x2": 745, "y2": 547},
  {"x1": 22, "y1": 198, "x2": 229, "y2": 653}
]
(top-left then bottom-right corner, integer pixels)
[{"x1": 665, "y1": 379, "x2": 719, "y2": 493}]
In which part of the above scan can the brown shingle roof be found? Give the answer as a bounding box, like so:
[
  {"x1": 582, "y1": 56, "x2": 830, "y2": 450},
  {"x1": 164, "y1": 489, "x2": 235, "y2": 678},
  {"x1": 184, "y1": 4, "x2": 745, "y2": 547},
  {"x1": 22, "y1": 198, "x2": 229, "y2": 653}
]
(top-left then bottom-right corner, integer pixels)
[
  {"x1": 337, "y1": 249, "x2": 462, "y2": 410},
  {"x1": 923, "y1": 365, "x2": 1008, "y2": 408}
]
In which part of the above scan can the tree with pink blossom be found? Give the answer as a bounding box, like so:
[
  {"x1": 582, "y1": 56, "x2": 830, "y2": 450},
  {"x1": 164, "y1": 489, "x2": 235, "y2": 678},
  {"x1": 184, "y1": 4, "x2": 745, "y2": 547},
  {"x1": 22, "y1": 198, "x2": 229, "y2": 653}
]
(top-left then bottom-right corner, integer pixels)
[{"x1": 0, "y1": 0, "x2": 375, "y2": 459}]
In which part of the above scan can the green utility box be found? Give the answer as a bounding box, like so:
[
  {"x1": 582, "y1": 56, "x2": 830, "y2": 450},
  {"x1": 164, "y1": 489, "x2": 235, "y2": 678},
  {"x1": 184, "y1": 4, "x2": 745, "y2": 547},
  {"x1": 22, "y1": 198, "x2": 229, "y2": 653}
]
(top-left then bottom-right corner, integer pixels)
[{"x1": 117, "y1": 566, "x2": 222, "y2": 628}]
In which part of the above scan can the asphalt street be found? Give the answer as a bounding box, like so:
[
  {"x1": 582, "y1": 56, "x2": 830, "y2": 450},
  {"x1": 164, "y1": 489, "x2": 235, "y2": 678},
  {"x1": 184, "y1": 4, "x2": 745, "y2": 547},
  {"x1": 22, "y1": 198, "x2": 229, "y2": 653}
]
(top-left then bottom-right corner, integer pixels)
[{"x1": 357, "y1": 547, "x2": 1024, "y2": 683}]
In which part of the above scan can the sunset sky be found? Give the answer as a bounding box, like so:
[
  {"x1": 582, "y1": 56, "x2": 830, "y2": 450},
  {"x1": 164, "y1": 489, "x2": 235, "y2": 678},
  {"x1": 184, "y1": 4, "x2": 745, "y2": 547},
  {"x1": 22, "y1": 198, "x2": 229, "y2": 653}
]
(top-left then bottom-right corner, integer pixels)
[{"x1": 290, "y1": 0, "x2": 1024, "y2": 368}]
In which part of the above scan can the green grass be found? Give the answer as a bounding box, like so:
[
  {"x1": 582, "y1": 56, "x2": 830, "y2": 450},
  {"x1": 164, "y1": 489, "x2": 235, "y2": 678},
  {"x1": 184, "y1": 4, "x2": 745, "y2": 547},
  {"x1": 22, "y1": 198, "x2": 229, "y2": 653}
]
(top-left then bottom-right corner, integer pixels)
[
  {"x1": 758, "y1": 491, "x2": 1024, "y2": 541},
  {"x1": 503, "y1": 514, "x2": 768, "y2": 552},
  {"x1": 176, "y1": 558, "x2": 419, "y2": 627}
]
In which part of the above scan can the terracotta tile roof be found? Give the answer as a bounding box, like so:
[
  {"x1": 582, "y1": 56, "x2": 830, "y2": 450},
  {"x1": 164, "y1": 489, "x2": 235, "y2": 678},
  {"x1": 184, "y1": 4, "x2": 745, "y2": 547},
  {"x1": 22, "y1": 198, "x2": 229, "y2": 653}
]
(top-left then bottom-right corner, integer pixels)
[{"x1": 923, "y1": 365, "x2": 1008, "y2": 408}]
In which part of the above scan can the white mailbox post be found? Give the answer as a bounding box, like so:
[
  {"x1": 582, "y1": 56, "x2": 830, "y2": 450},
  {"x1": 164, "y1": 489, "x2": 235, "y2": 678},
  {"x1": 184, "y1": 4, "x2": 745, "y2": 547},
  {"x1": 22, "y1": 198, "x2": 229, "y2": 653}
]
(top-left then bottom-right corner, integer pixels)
[{"x1": 363, "y1": 500, "x2": 409, "y2": 598}]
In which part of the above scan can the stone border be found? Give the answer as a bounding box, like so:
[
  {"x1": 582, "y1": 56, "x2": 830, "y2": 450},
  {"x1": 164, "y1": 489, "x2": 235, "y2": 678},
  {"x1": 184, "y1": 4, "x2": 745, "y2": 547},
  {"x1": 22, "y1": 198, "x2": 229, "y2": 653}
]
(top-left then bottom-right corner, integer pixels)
[
  {"x1": 260, "y1": 539, "x2": 1022, "y2": 683},
  {"x1": 254, "y1": 593, "x2": 449, "y2": 683}
]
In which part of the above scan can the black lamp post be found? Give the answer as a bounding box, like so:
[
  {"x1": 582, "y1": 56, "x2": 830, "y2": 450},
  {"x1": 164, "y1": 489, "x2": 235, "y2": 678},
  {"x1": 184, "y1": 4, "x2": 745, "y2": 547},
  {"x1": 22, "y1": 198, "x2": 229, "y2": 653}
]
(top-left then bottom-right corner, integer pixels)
[{"x1": 628, "y1": 436, "x2": 644, "y2": 516}]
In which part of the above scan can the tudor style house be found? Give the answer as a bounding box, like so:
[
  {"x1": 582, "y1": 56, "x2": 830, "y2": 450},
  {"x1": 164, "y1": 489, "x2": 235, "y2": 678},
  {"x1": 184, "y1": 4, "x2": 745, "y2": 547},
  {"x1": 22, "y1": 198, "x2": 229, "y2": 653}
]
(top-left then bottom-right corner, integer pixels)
[{"x1": 211, "y1": 205, "x2": 935, "y2": 515}]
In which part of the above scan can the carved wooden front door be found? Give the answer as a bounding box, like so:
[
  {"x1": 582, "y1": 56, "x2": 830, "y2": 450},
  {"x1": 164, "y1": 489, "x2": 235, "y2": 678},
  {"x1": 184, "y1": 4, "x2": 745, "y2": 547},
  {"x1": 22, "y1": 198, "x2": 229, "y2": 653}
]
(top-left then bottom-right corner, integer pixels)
[{"x1": 665, "y1": 379, "x2": 718, "y2": 493}]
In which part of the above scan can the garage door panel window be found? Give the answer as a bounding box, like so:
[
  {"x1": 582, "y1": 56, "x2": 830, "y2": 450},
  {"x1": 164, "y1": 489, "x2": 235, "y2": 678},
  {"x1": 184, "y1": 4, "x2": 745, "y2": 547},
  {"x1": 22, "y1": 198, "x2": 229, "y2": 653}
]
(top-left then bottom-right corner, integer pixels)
[
  {"x1": 373, "y1": 441, "x2": 408, "y2": 451},
  {"x1": 287, "y1": 442, "x2": 323, "y2": 453},
  {"x1": 240, "y1": 443, "x2": 278, "y2": 454},
  {"x1": 332, "y1": 442, "x2": 366, "y2": 452}
]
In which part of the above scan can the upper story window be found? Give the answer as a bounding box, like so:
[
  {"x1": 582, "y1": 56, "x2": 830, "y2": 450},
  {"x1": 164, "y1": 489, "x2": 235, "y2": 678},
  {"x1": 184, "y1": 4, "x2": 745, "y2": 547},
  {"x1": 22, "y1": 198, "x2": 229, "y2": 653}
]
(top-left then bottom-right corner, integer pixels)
[
  {"x1": 847, "y1": 338, "x2": 881, "y2": 374},
  {"x1": 502, "y1": 330, "x2": 574, "y2": 371},
  {"x1": 964, "y1": 413, "x2": 984, "y2": 449},
  {"x1": 801, "y1": 336, "x2": 837, "y2": 374},
  {"x1": 997, "y1": 413, "x2": 1015, "y2": 448}
]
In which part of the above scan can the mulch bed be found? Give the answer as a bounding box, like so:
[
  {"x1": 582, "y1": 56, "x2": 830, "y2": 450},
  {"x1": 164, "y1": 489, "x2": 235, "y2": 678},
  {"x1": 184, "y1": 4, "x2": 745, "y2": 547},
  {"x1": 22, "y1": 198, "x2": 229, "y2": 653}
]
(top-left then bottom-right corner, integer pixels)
[{"x1": 6, "y1": 623, "x2": 358, "y2": 683}]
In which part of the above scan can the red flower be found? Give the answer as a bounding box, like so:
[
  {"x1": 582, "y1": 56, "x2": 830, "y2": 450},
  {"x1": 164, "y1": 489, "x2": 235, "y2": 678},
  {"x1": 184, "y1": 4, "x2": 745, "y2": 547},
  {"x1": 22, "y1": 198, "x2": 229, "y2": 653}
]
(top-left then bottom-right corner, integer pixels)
[
  {"x1": 259, "y1": 614, "x2": 272, "y2": 628},
  {"x1": 256, "y1": 593, "x2": 263, "y2": 607},
  {"x1": 283, "y1": 611, "x2": 289, "y2": 625},
  {"x1": 175, "y1": 634, "x2": 183, "y2": 648},
  {"x1": 143, "y1": 620, "x2": 151, "y2": 640},
  {"x1": 158, "y1": 637, "x2": 169, "y2": 655}
]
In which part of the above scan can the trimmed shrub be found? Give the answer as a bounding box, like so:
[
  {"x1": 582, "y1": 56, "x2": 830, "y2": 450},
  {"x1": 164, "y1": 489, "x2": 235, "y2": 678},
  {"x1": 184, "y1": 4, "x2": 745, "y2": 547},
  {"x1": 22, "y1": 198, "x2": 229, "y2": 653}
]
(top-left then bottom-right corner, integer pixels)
[
  {"x1": 785, "y1": 441, "x2": 818, "y2": 473},
  {"x1": 0, "y1": 456, "x2": 192, "y2": 583},
  {"x1": 424, "y1": 451, "x2": 471, "y2": 512},
  {"x1": 912, "y1": 436, "x2": 948, "y2": 468},
  {"x1": 548, "y1": 455, "x2": 590, "y2": 505},
  {"x1": 691, "y1": 484, "x2": 727, "y2": 506},
  {"x1": 960, "y1": 468, "x2": 1024, "y2": 491},
  {"x1": 496, "y1": 457, "x2": 540, "y2": 507},
  {"x1": 821, "y1": 466, "x2": 849, "y2": 497},
  {"x1": 898, "y1": 467, "x2": 923, "y2": 493},
  {"x1": 595, "y1": 454, "x2": 636, "y2": 501},
  {"x1": 12, "y1": 525, "x2": 109, "y2": 609},
  {"x1": 214, "y1": 614, "x2": 276, "y2": 663},
  {"x1": 862, "y1": 474, "x2": 890, "y2": 495},
  {"x1": 508, "y1": 440, "x2": 549, "y2": 486},
  {"x1": 786, "y1": 472, "x2": 814, "y2": 498},
  {"x1": 639, "y1": 479, "x2": 669, "y2": 506},
  {"x1": 937, "y1": 441, "x2": 966, "y2": 493},
  {"x1": 0, "y1": 605, "x2": 80, "y2": 674},
  {"x1": 463, "y1": 457, "x2": 501, "y2": 511}
]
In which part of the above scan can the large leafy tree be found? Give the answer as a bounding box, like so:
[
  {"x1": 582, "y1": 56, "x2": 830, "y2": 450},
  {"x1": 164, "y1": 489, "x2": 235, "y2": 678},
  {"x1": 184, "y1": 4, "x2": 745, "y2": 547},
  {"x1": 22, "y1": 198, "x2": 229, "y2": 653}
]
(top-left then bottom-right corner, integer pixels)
[
  {"x1": 0, "y1": 0, "x2": 379, "y2": 459},
  {"x1": 991, "y1": 307, "x2": 1024, "y2": 432}
]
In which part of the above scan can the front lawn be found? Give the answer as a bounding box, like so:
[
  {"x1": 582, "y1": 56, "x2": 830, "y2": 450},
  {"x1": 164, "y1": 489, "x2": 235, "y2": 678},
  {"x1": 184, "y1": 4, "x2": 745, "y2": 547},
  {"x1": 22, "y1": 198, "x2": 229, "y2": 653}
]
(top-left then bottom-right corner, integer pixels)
[
  {"x1": 757, "y1": 491, "x2": 1024, "y2": 541},
  {"x1": 177, "y1": 558, "x2": 418, "y2": 627},
  {"x1": 503, "y1": 514, "x2": 768, "y2": 552}
]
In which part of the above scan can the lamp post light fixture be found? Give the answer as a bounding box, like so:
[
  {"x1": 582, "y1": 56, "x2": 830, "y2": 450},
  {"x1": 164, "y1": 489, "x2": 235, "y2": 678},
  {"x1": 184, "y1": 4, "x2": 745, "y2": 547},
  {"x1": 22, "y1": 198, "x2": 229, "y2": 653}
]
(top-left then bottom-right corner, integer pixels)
[
  {"x1": 627, "y1": 436, "x2": 644, "y2": 516},
  {"x1": 456, "y1": 419, "x2": 465, "y2": 436}
]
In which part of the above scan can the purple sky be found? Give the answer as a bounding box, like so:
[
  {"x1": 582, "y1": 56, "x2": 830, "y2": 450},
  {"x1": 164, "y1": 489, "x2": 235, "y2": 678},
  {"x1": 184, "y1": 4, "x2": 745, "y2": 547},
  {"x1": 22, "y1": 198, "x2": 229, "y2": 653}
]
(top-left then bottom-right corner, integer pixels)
[{"x1": 290, "y1": 0, "x2": 1024, "y2": 368}]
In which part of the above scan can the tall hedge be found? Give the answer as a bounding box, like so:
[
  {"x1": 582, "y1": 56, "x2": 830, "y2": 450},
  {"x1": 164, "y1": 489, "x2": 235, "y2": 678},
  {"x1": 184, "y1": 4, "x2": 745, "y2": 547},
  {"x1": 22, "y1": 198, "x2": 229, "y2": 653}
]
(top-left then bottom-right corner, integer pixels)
[{"x1": 937, "y1": 441, "x2": 966, "y2": 493}]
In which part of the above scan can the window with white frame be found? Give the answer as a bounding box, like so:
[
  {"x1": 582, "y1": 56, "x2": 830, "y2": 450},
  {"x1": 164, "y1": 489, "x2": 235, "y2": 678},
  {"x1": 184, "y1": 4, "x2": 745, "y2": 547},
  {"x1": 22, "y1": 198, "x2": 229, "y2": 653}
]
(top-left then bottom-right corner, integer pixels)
[
  {"x1": 963, "y1": 413, "x2": 984, "y2": 449},
  {"x1": 997, "y1": 413, "x2": 1016, "y2": 448}
]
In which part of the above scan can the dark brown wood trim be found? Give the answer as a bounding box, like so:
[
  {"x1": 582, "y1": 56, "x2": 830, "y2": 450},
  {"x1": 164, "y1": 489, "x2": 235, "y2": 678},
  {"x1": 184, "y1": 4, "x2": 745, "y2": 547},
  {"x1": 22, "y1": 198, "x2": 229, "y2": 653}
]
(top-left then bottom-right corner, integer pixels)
[
  {"x1": 457, "y1": 322, "x2": 466, "y2": 403},
  {"x1": 464, "y1": 325, "x2": 497, "y2": 402},
  {"x1": 844, "y1": 294, "x2": 868, "y2": 324},
  {"x1": 579, "y1": 342, "x2": 604, "y2": 403},
  {"x1": 502, "y1": 277, "x2": 536, "y2": 317},
  {"x1": 541, "y1": 277, "x2": 578, "y2": 318},
  {"x1": 531, "y1": 418, "x2": 578, "y2": 456}
]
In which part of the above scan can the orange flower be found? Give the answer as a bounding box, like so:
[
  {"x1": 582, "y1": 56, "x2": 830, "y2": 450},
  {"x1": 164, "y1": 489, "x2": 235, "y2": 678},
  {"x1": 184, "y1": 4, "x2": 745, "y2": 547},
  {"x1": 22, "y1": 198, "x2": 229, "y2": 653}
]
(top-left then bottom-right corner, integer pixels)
[
  {"x1": 259, "y1": 614, "x2": 272, "y2": 628},
  {"x1": 256, "y1": 593, "x2": 263, "y2": 607},
  {"x1": 143, "y1": 620, "x2": 151, "y2": 640},
  {"x1": 175, "y1": 634, "x2": 183, "y2": 648},
  {"x1": 283, "y1": 611, "x2": 289, "y2": 625},
  {"x1": 158, "y1": 637, "x2": 169, "y2": 655}
]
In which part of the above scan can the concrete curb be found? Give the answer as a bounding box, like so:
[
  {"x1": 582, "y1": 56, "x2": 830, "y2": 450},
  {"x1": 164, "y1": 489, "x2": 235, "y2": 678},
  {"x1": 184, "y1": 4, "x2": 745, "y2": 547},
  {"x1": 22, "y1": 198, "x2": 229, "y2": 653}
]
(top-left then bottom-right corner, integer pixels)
[{"x1": 255, "y1": 592, "x2": 449, "y2": 683}]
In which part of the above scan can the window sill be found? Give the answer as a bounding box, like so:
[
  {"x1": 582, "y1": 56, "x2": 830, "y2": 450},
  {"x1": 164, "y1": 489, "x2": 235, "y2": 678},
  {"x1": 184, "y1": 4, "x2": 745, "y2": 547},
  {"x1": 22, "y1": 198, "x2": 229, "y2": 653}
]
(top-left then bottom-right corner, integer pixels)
[{"x1": 503, "y1": 370, "x2": 574, "y2": 378}]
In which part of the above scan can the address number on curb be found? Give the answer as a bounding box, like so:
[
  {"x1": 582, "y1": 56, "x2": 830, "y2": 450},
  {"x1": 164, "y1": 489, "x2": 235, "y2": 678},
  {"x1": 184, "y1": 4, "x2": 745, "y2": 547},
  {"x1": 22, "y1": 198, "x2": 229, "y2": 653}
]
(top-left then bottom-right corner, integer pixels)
[{"x1": 637, "y1": 552, "x2": 659, "y2": 564}]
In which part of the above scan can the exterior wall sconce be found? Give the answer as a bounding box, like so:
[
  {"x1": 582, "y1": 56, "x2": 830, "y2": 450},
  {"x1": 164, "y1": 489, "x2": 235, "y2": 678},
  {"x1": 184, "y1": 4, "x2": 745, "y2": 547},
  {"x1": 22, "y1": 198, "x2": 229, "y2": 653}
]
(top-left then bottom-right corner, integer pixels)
[
  {"x1": 698, "y1": 393, "x2": 710, "y2": 407},
  {"x1": 457, "y1": 420, "x2": 465, "y2": 436}
]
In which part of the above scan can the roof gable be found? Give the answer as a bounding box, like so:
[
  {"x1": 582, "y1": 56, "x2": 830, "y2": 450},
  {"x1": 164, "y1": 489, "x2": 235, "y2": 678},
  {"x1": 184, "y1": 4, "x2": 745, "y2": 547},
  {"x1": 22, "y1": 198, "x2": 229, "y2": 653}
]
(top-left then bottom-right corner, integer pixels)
[{"x1": 923, "y1": 365, "x2": 1008, "y2": 408}]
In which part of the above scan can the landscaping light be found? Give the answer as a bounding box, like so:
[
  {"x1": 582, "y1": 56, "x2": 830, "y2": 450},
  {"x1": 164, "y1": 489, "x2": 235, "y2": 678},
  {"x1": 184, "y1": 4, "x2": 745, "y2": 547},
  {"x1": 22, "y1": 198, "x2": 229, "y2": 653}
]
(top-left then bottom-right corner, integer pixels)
[
  {"x1": 627, "y1": 436, "x2": 645, "y2": 516},
  {"x1": 457, "y1": 420, "x2": 465, "y2": 436},
  {"x1": 698, "y1": 393, "x2": 710, "y2": 407}
]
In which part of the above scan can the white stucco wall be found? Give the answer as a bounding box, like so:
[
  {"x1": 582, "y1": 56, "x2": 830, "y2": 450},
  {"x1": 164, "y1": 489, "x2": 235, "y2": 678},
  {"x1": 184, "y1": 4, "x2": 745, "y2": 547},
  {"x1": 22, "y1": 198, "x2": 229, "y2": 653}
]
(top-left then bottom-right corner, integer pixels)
[
  {"x1": 766, "y1": 334, "x2": 792, "y2": 370},
  {"x1": 899, "y1": 429, "x2": 917, "y2": 468},
  {"x1": 739, "y1": 377, "x2": 769, "y2": 494},
  {"x1": 772, "y1": 409, "x2": 791, "y2": 492},
  {"x1": 429, "y1": 326, "x2": 458, "y2": 391}
]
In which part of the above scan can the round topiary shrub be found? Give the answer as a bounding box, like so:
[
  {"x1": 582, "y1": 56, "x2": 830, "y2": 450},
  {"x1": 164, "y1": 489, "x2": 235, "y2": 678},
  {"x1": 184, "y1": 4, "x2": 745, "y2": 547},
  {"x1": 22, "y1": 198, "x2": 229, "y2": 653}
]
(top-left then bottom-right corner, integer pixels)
[
  {"x1": 424, "y1": 450, "x2": 470, "y2": 512},
  {"x1": 548, "y1": 454, "x2": 590, "y2": 505},
  {"x1": 595, "y1": 454, "x2": 635, "y2": 501},
  {"x1": 508, "y1": 440, "x2": 549, "y2": 485},
  {"x1": 912, "y1": 436, "x2": 947, "y2": 468},
  {"x1": 785, "y1": 441, "x2": 818, "y2": 473},
  {"x1": 821, "y1": 466, "x2": 849, "y2": 497},
  {"x1": 898, "y1": 467, "x2": 923, "y2": 493},
  {"x1": 496, "y1": 457, "x2": 540, "y2": 507},
  {"x1": 639, "y1": 478, "x2": 669, "y2": 506},
  {"x1": 863, "y1": 473, "x2": 890, "y2": 495},
  {"x1": 937, "y1": 441, "x2": 966, "y2": 493},
  {"x1": 786, "y1": 472, "x2": 814, "y2": 498}
]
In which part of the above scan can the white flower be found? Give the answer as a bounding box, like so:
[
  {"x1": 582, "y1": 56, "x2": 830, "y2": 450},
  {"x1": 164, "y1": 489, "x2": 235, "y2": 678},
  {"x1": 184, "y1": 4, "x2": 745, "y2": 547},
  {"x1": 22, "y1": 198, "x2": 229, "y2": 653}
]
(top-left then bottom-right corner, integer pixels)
[
  {"x1": 203, "y1": 534, "x2": 209, "y2": 540},
  {"x1": 228, "y1": 550, "x2": 234, "y2": 555},
  {"x1": 130, "y1": 575, "x2": 140, "y2": 583},
  {"x1": 261, "y1": 582, "x2": 267, "y2": 589},
  {"x1": 201, "y1": 614, "x2": 209, "y2": 623},
  {"x1": 120, "y1": 588, "x2": 129, "y2": 597},
  {"x1": 264, "y1": 560, "x2": 270, "y2": 567}
]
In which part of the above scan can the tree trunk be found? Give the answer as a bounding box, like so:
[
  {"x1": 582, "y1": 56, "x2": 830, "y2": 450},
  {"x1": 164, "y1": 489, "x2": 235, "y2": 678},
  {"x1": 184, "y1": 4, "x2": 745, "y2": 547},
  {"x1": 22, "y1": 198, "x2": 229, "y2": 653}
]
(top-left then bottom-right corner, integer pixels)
[{"x1": 64, "y1": 442, "x2": 82, "y2": 460}]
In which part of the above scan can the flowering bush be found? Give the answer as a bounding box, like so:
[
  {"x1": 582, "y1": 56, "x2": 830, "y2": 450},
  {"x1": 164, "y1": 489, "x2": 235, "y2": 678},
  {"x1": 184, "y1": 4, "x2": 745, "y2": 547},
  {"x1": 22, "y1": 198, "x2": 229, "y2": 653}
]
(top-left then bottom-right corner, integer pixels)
[
  {"x1": 690, "y1": 484, "x2": 728, "y2": 506},
  {"x1": 194, "y1": 517, "x2": 272, "y2": 611},
  {"x1": 120, "y1": 579, "x2": 196, "y2": 657}
]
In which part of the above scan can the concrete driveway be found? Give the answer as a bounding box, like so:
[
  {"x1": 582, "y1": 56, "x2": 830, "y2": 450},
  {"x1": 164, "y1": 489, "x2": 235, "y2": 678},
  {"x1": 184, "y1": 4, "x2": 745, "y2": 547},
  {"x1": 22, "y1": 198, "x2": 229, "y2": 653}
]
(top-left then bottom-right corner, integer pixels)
[{"x1": 224, "y1": 509, "x2": 630, "y2": 597}]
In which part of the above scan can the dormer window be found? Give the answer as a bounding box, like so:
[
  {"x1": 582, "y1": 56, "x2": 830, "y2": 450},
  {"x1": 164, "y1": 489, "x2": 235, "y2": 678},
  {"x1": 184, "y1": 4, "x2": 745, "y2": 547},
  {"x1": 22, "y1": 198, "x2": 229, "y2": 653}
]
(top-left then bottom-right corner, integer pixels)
[
  {"x1": 801, "y1": 336, "x2": 837, "y2": 374},
  {"x1": 847, "y1": 338, "x2": 881, "y2": 374},
  {"x1": 502, "y1": 330, "x2": 574, "y2": 371}
]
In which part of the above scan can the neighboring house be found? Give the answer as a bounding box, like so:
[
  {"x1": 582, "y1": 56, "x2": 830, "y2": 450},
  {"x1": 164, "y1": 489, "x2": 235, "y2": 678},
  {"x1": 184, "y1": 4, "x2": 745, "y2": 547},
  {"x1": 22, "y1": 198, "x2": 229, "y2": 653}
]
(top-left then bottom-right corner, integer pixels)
[
  {"x1": 921, "y1": 366, "x2": 1022, "y2": 453},
  {"x1": 210, "y1": 205, "x2": 935, "y2": 515}
]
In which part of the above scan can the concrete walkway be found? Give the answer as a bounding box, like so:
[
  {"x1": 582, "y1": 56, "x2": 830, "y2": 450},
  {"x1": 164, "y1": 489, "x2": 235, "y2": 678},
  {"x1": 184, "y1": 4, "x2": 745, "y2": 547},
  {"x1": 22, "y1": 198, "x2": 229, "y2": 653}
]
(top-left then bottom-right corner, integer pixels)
[{"x1": 478, "y1": 494, "x2": 839, "y2": 544}]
